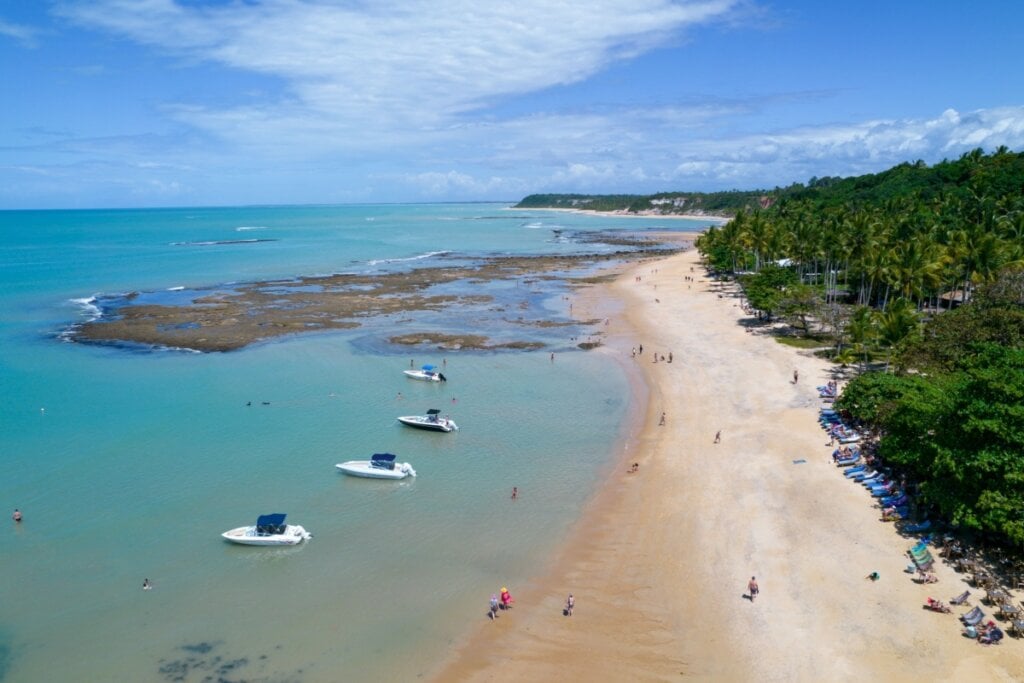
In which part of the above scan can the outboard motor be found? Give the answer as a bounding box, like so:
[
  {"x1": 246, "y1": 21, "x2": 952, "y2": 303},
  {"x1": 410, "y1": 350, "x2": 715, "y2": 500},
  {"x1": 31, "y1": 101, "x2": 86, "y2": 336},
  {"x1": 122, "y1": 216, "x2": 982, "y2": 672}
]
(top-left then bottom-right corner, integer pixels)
[{"x1": 438, "y1": 373, "x2": 447, "y2": 382}]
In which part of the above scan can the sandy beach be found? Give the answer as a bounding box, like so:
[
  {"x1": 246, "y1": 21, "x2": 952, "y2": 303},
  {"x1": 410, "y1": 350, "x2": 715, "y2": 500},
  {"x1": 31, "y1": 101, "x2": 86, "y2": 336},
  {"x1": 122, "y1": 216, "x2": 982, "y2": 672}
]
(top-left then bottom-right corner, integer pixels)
[{"x1": 435, "y1": 243, "x2": 1024, "y2": 681}]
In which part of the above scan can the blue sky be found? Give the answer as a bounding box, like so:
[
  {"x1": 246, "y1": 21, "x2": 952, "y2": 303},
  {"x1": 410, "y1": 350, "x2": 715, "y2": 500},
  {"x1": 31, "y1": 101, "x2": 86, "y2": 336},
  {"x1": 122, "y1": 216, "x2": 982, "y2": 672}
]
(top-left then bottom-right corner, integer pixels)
[{"x1": 1, "y1": 1, "x2": 1023, "y2": 209}]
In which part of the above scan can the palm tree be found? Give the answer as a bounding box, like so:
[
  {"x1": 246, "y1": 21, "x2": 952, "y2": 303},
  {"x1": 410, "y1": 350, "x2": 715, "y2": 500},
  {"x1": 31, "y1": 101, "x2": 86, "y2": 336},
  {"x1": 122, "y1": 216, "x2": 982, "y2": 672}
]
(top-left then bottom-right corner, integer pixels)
[
  {"x1": 875, "y1": 298, "x2": 919, "y2": 372},
  {"x1": 846, "y1": 305, "x2": 876, "y2": 370}
]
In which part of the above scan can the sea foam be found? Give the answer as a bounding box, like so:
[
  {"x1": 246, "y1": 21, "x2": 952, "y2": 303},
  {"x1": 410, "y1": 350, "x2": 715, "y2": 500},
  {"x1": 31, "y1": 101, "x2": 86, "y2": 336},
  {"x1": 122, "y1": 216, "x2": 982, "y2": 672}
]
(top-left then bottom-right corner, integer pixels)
[{"x1": 366, "y1": 250, "x2": 450, "y2": 266}]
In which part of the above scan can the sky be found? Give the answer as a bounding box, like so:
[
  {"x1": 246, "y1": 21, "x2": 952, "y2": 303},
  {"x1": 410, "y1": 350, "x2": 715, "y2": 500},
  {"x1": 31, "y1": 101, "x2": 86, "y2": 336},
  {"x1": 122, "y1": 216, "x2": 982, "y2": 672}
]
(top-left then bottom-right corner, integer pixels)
[{"x1": 1, "y1": 1, "x2": 1023, "y2": 209}]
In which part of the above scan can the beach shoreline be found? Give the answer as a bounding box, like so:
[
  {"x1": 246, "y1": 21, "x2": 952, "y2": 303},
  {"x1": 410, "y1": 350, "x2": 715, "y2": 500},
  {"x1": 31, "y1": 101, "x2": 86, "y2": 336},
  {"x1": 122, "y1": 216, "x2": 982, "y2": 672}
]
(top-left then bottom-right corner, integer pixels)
[
  {"x1": 433, "y1": 244, "x2": 1024, "y2": 681},
  {"x1": 512, "y1": 205, "x2": 729, "y2": 223}
]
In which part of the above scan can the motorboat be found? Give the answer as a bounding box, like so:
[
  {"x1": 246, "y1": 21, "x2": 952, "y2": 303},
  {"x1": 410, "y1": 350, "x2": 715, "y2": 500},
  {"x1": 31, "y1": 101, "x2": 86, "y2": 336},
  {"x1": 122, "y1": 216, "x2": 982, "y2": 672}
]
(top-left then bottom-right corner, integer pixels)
[
  {"x1": 221, "y1": 513, "x2": 312, "y2": 546},
  {"x1": 397, "y1": 409, "x2": 458, "y2": 432},
  {"x1": 336, "y1": 453, "x2": 416, "y2": 480},
  {"x1": 404, "y1": 364, "x2": 446, "y2": 382}
]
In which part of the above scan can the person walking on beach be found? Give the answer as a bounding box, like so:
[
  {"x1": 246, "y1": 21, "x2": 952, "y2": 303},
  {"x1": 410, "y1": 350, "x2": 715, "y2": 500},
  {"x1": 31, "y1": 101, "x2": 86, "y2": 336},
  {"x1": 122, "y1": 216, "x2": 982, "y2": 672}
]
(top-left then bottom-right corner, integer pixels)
[
  {"x1": 714, "y1": 430, "x2": 721, "y2": 444},
  {"x1": 490, "y1": 594, "x2": 499, "y2": 619},
  {"x1": 748, "y1": 576, "x2": 759, "y2": 602},
  {"x1": 565, "y1": 594, "x2": 575, "y2": 616},
  {"x1": 793, "y1": 369, "x2": 799, "y2": 384},
  {"x1": 659, "y1": 412, "x2": 666, "y2": 426}
]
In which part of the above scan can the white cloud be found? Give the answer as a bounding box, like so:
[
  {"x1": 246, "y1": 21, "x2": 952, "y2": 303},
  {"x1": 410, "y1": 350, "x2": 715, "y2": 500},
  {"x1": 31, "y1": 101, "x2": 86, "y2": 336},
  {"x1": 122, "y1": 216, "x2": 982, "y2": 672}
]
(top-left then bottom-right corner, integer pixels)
[
  {"x1": 0, "y1": 18, "x2": 39, "y2": 47},
  {"x1": 57, "y1": 0, "x2": 739, "y2": 144}
]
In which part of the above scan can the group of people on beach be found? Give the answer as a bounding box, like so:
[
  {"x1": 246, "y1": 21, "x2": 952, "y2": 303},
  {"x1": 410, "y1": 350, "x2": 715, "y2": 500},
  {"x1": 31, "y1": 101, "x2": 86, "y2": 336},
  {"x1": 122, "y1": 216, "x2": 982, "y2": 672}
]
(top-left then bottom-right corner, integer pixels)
[{"x1": 488, "y1": 587, "x2": 515, "y2": 619}]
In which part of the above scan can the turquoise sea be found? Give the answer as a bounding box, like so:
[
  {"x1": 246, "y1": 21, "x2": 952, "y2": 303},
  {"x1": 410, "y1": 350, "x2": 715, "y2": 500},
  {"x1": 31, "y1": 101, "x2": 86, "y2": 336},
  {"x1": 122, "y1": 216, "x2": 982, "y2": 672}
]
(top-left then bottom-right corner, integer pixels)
[{"x1": 0, "y1": 204, "x2": 713, "y2": 682}]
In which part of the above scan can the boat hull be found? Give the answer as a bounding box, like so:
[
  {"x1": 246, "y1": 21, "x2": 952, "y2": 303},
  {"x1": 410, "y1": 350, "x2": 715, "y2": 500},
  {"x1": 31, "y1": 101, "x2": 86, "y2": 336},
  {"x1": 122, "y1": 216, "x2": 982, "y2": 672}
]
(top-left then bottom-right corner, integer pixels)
[
  {"x1": 403, "y1": 370, "x2": 442, "y2": 382},
  {"x1": 221, "y1": 524, "x2": 311, "y2": 546},
  {"x1": 397, "y1": 416, "x2": 457, "y2": 432}
]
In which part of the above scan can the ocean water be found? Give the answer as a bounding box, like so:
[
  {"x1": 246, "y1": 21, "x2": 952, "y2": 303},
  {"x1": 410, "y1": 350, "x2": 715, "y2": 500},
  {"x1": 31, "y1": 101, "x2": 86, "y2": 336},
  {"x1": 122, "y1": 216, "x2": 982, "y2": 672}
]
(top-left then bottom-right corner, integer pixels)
[{"x1": 0, "y1": 204, "x2": 713, "y2": 682}]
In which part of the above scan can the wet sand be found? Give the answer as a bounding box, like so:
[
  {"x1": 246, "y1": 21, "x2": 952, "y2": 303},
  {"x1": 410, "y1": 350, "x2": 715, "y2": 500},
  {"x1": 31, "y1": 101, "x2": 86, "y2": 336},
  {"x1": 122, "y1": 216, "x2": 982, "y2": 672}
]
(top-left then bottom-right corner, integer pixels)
[{"x1": 434, "y1": 245, "x2": 1024, "y2": 681}]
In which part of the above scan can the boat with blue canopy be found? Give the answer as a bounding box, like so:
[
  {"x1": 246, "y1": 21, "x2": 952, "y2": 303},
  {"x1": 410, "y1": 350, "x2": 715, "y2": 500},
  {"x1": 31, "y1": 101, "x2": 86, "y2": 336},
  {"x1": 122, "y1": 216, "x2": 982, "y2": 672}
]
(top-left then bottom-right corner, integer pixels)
[
  {"x1": 397, "y1": 408, "x2": 458, "y2": 432},
  {"x1": 336, "y1": 453, "x2": 417, "y2": 479},
  {"x1": 221, "y1": 513, "x2": 312, "y2": 546},
  {"x1": 403, "y1": 364, "x2": 446, "y2": 382}
]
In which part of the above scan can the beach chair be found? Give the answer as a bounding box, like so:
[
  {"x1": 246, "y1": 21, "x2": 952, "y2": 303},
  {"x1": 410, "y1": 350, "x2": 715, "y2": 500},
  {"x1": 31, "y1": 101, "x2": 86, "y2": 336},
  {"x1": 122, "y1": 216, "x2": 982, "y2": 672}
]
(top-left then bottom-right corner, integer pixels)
[
  {"x1": 910, "y1": 551, "x2": 935, "y2": 572},
  {"x1": 1009, "y1": 619, "x2": 1024, "y2": 638},
  {"x1": 950, "y1": 590, "x2": 971, "y2": 606},
  {"x1": 961, "y1": 607, "x2": 985, "y2": 626},
  {"x1": 882, "y1": 506, "x2": 910, "y2": 522},
  {"x1": 904, "y1": 520, "x2": 932, "y2": 534},
  {"x1": 909, "y1": 546, "x2": 932, "y2": 561},
  {"x1": 844, "y1": 465, "x2": 868, "y2": 476},
  {"x1": 881, "y1": 493, "x2": 908, "y2": 507}
]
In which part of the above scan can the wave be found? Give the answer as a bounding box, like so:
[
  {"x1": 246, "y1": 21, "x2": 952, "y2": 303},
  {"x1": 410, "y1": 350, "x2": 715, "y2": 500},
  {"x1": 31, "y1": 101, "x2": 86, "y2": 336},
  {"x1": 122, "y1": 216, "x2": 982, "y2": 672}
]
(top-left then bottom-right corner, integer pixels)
[
  {"x1": 170, "y1": 238, "x2": 278, "y2": 246},
  {"x1": 366, "y1": 250, "x2": 450, "y2": 266},
  {"x1": 68, "y1": 296, "x2": 102, "y2": 321},
  {"x1": 167, "y1": 286, "x2": 186, "y2": 291},
  {"x1": 522, "y1": 222, "x2": 546, "y2": 229},
  {"x1": 234, "y1": 226, "x2": 269, "y2": 231}
]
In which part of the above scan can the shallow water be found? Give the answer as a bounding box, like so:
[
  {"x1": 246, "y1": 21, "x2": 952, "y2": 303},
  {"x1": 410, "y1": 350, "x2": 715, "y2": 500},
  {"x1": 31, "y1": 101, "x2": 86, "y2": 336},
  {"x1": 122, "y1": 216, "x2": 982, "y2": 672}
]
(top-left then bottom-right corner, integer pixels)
[{"x1": 0, "y1": 204, "x2": 713, "y2": 682}]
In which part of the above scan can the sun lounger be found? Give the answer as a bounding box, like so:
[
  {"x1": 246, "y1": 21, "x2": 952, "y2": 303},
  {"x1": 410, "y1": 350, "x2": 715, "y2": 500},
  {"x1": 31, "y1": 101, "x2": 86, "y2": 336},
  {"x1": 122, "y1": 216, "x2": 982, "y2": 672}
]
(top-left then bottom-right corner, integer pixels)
[
  {"x1": 950, "y1": 590, "x2": 971, "y2": 606},
  {"x1": 844, "y1": 465, "x2": 868, "y2": 476},
  {"x1": 1009, "y1": 619, "x2": 1024, "y2": 638},
  {"x1": 961, "y1": 607, "x2": 985, "y2": 626},
  {"x1": 911, "y1": 551, "x2": 933, "y2": 565},
  {"x1": 882, "y1": 506, "x2": 910, "y2": 521},
  {"x1": 904, "y1": 520, "x2": 932, "y2": 533},
  {"x1": 909, "y1": 546, "x2": 931, "y2": 561}
]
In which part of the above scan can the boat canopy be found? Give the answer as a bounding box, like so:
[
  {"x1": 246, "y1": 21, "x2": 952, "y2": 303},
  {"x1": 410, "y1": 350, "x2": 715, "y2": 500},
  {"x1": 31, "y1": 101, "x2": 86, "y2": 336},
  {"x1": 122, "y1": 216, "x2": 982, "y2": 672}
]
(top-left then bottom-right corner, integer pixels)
[
  {"x1": 426, "y1": 409, "x2": 441, "y2": 415},
  {"x1": 371, "y1": 453, "x2": 397, "y2": 470},
  {"x1": 421, "y1": 364, "x2": 435, "y2": 371},
  {"x1": 256, "y1": 513, "x2": 287, "y2": 535}
]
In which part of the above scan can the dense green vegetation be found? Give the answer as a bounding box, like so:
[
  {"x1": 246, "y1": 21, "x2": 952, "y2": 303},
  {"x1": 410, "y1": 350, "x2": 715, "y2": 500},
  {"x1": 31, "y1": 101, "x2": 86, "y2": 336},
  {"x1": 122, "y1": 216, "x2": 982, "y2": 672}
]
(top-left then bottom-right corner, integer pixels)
[{"x1": 694, "y1": 148, "x2": 1024, "y2": 549}]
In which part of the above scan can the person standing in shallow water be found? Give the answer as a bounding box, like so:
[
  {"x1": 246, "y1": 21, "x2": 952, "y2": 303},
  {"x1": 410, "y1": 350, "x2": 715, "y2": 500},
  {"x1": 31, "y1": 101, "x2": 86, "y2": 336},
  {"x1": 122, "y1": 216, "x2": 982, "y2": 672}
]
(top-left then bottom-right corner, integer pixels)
[{"x1": 12, "y1": 509, "x2": 22, "y2": 522}]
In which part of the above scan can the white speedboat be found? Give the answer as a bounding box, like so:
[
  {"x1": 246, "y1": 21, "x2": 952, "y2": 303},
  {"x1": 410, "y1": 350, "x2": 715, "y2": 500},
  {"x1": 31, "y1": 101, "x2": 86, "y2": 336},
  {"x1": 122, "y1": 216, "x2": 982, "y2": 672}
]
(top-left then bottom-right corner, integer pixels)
[
  {"x1": 404, "y1": 364, "x2": 446, "y2": 382},
  {"x1": 221, "y1": 514, "x2": 312, "y2": 546},
  {"x1": 397, "y1": 409, "x2": 458, "y2": 432},
  {"x1": 336, "y1": 453, "x2": 416, "y2": 480}
]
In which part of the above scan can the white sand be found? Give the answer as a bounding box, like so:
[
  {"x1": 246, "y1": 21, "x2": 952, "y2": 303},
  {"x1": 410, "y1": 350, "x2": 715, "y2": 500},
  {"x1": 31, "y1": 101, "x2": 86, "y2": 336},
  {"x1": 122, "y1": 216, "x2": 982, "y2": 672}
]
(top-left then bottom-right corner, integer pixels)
[{"x1": 436, "y1": 246, "x2": 1024, "y2": 681}]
